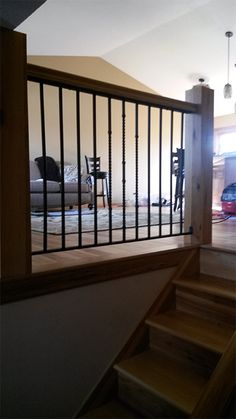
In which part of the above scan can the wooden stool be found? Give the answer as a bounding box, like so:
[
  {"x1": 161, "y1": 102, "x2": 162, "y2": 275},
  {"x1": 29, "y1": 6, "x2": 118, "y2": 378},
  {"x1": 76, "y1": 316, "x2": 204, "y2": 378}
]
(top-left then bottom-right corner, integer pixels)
[{"x1": 85, "y1": 156, "x2": 109, "y2": 207}]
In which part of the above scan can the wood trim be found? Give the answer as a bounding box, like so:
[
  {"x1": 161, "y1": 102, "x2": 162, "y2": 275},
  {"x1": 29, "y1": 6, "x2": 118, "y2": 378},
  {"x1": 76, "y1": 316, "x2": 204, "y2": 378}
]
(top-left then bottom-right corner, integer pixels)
[
  {"x1": 27, "y1": 64, "x2": 198, "y2": 114},
  {"x1": 184, "y1": 85, "x2": 214, "y2": 245},
  {"x1": 0, "y1": 28, "x2": 31, "y2": 279},
  {"x1": 191, "y1": 332, "x2": 236, "y2": 418},
  {"x1": 1, "y1": 246, "x2": 198, "y2": 304}
]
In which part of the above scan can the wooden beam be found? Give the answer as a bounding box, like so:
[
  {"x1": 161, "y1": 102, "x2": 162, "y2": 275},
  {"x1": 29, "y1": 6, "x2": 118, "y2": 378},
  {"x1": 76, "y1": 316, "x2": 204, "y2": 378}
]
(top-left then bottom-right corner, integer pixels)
[
  {"x1": 27, "y1": 64, "x2": 198, "y2": 114},
  {"x1": 0, "y1": 28, "x2": 31, "y2": 279},
  {"x1": 184, "y1": 85, "x2": 214, "y2": 244},
  {"x1": 1, "y1": 247, "x2": 198, "y2": 304}
]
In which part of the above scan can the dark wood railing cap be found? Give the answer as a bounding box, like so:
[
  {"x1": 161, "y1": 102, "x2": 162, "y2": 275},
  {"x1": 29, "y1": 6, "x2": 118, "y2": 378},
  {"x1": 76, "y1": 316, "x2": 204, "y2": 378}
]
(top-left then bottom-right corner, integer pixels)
[{"x1": 27, "y1": 64, "x2": 198, "y2": 114}]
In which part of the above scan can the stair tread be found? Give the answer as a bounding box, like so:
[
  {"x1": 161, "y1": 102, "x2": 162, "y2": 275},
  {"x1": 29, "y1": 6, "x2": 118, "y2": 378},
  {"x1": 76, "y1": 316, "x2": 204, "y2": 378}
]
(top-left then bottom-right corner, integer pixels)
[
  {"x1": 114, "y1": 349, "x2": 207, "y2": 415},
  {"x1": 146, "y1": 309, "x2": 234, "y2": 353},
  {"x1": 174, "y1": 274, "x2": 236, "y2": 300},
  {"x1": 83, "y1": 399, "x2": 138, "y2": 418}
]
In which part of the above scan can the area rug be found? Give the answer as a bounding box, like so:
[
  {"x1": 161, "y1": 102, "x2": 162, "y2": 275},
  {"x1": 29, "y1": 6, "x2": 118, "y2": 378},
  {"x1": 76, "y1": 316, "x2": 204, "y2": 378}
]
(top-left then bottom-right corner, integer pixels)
[
  {"x1": 31, "y1": 208, "x2": 181, "y2": 235},
  {"x1": 31, "y1": 209, "x2": 93, "y2": 217}
]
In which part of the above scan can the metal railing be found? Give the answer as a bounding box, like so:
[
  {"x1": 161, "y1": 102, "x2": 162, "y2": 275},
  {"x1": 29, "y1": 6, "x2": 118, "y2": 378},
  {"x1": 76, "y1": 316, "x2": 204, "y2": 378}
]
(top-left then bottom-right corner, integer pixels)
[{"x1": 28, "y1": 64, "x2": 198, "y2": 254}]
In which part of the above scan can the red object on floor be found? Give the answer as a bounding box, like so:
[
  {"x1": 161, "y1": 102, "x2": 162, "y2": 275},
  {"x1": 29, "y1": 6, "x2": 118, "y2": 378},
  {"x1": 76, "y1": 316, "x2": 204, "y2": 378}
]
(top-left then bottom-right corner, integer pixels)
[
  {"x1": 222, "y1": 201, "x2": 236, "y2": 215},
  {"x1": 221, "y1": 183, "x2": 236, "y2": 215}
]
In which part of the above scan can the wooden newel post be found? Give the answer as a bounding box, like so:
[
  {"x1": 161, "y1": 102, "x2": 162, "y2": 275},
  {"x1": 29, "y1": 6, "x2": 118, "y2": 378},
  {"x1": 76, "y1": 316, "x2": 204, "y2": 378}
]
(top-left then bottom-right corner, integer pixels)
[
  {"x1": 0, "y1": 28, "x2": 31, "y2": 279},
  {"x1": 184, "y1": 84, "x2": 214, "y2": 245}
]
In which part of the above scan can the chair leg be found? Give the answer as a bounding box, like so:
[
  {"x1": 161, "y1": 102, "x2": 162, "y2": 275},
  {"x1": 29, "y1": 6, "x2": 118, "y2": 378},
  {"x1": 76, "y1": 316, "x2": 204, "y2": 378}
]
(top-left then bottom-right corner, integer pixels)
[
  {"x1": 102, "y1": 179, "x2": 106, "y2": 208},
  {"x1": 105, "y1": 177, "x2": 109, "y2": 207}
]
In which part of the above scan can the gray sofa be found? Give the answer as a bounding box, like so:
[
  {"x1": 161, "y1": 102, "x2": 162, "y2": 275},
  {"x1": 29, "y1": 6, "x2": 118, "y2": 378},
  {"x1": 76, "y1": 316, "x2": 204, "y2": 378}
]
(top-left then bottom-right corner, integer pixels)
[{"x1": 30, "y1": 160, "x2": 93, "y2": 210}]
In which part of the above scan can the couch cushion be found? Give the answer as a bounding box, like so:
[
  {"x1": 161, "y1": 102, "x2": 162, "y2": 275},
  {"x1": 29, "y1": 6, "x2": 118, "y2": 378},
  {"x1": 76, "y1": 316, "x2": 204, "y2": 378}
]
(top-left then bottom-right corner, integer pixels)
[
  {"x1": 64, "y1": 164, "x2": 80, "y2": 182},
  {"x1": 30, "y1": 180, "x2": 60, "y2": 193},
  {"x1": 35, "y1": 156, "x2": 62, "y2": 182},
  {"x1": 61, "y1": 181, "x2": 91, "y2": 193},
  {"x1": 30, "y1": 161, "x2": 41, "y2": 180}
]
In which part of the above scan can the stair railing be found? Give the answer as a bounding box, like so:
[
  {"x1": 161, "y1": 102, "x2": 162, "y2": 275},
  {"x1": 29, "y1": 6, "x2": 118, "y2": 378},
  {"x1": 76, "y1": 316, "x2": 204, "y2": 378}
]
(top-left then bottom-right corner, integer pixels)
[
  {"x1": 27, "y1": 64, "x2": 213, "y2": 255},
  {"x1": 0, "y1": 27, "x2": 214, "y2": 279}
]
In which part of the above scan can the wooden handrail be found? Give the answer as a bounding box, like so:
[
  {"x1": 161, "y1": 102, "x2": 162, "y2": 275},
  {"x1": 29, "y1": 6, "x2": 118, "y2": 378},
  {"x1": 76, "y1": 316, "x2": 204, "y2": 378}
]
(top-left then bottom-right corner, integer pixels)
[
  {"x1": 191, "y1": 331, "x2": 236, "y2": 418},
  {"x1": 27, "y1": 64, "x2": 198, "y2": 114}
]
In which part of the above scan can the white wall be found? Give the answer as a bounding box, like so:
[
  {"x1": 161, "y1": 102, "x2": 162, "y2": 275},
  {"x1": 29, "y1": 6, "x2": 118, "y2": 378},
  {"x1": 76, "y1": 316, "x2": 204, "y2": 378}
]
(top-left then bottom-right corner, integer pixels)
[
  {"x1": 1, "y1": 267, "x2": 174, "y2": 418},
  {"x1": 214, "y1": 113, "x2": 236, "y2": 129}
]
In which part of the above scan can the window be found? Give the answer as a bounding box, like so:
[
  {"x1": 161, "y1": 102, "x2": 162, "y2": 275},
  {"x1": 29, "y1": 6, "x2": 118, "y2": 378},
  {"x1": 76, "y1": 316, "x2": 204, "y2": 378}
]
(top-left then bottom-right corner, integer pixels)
[
  {"x1": 214, "y1": 127, "x2": 236, "y2": 155},
  {"x1": 219, "y1": 132, "x2": 236, "y2": 154}
]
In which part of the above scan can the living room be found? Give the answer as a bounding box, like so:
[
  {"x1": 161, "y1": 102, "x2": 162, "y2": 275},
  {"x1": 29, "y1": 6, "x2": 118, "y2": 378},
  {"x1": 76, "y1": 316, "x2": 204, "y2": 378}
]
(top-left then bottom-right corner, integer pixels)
[
  {"x1": 1, "y1": 2, "x2": 236, "y2": 418},
  {"x1": 20, "y1": 0, "x2": 236, "y2": 252}
]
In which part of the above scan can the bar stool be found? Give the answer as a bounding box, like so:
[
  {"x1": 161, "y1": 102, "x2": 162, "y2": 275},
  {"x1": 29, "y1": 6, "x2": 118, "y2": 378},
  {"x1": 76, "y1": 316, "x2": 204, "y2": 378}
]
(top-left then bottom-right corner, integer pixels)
[{"x1": 85, "y1": 156, "x2": 109, "y2": 208}]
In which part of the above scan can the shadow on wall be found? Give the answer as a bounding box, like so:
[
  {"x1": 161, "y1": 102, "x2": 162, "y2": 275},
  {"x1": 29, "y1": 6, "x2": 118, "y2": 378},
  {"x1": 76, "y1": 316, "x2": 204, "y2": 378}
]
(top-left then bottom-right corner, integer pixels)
[{"x1": 1, "y1": 267, "x2": 174, "y2": 418}]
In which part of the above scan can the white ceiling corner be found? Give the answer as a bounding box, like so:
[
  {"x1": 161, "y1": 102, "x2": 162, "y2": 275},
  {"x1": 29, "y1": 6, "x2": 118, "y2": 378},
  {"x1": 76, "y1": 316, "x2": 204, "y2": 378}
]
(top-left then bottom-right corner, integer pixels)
[{"x1": 17, "y1": 0, "x2": 236, "y2": 117}]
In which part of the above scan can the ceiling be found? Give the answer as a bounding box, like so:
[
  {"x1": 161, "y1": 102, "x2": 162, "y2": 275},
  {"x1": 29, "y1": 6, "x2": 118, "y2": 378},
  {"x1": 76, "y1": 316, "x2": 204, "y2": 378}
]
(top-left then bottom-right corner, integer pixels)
[
  {"x1": 0, "y1": 0, "x2": 46, "y2": 29},
  {"x1": 15, "y1": 0, "x2": 236, "y2": 117}
]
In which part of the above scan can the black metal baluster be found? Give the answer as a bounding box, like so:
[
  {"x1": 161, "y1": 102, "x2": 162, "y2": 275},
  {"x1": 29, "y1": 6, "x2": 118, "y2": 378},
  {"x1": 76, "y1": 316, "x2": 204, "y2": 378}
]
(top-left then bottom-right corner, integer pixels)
[
  {"x1": 39, "y1": 82, "x2": 48, "y2": 252},
  {"x1": 108, "y1": 97, "x2": 112, "y2": 243},
  {"x1": 122, "y1": 100, "x2": 126, "y2": 242},
  {"x1": 135, "y1": 103, "x2": 139, "y2": 240},
  {"x1": 76, "y1": 90, "x2": 82, "y2": 247},
  {"x1": 59, "y1": 87, "x2": 65, "y2": 249},
  {"x1": 170, "y1": 111, "x2": 174, "y2": 235},
  {"x1": 159, "y1": 108, "x2": 163, "y2": 237},
  {"x1": 147, "y1": 106, "x2": 151, "y2": 238},
  {"x1": 30, "y1": 73, "x2": 195, "y2": 256},
  {"x1": 92, "y1": 94, "x2": 98, "y2": 245},
  {"x1": 180, "y1": 112, "x2": 184, "y2": 234}
]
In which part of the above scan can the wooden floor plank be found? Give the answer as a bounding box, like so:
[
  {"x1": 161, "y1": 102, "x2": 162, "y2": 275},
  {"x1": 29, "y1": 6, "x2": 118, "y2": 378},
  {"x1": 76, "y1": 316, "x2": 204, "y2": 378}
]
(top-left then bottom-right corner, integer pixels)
[{"x1": 31, "y1": 215, "x2": 236, "y2": 274}]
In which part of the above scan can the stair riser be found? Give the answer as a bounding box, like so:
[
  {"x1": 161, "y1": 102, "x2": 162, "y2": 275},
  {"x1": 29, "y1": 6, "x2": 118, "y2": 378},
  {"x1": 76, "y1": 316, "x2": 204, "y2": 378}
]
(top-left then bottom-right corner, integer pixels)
[
  {"x1": 149, "y1": 327, "x2": 220, "y2": 378},
  {"x1": 200, "y1": 249, "x2": 236, "y2": 281},
  {"x1": 118, "y1": 374, "x2": 188, "y2": 419},
  {"x1": 176, "y1": 290, "x2": 236, "y2": 327}
]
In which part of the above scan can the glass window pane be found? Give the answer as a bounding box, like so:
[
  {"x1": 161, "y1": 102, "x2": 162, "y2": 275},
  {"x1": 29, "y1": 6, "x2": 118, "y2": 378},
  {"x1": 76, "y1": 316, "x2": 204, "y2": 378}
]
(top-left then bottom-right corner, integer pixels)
[{"x1": 219, "y1": 132, "x2": 236, "y2": 154}]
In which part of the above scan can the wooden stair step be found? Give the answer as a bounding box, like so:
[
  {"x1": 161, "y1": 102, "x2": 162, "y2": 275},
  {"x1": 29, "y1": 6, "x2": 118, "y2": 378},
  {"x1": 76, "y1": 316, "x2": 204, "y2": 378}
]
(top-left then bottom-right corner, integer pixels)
[
  {"x1": 174, "y1": 274, "x2": 236, "y2": 301},
  {"x1": 82, "y1": 399, "x2": 138, "y2": 418},
  {"x1": 200, "y1": 246, "x2": 236, "y2": 281},
  {"x1": 174, "y1": 274, "x2": 236, "y2": 327},
  {"x1": 114, "y1": 349, "x2": 207, "y2": 416},
  {"x1": 146, "y1": 309, "x2": 234, "y2": 354}
]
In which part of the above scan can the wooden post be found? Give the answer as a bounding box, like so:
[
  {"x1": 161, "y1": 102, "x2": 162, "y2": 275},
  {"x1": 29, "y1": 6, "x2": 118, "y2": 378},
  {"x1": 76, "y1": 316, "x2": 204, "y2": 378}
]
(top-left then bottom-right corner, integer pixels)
[
  {"x1": 184, "y1": 85, "x2": 214, "y2": 244},
  {"x1": 0, "y1": 28, "x2": 31, "y2": 279}
]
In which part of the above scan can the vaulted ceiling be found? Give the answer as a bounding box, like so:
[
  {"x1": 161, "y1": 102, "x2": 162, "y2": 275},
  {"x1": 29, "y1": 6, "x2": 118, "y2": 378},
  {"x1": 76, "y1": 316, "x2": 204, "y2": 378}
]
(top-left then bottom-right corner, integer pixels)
[
  {"x1": 0, "y1": 0, "x2": 46, "y2": 29},
  {"x1": 10, "y1": 0, "x2": 236, "y2": 116}
]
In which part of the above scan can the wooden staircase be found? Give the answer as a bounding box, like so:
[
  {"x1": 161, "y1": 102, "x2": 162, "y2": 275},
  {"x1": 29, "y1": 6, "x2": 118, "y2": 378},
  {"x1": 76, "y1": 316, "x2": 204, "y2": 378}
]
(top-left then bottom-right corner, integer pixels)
[{"x1": 79, "y1": 254, "x2": 236, "y2": 419}]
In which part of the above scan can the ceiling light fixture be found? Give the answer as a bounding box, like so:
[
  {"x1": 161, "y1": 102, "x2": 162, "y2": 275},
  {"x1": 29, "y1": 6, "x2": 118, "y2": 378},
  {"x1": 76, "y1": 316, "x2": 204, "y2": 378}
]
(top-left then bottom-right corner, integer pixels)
[{"x1": 223, "y1": 31, "x2": 233, "y2": 99}]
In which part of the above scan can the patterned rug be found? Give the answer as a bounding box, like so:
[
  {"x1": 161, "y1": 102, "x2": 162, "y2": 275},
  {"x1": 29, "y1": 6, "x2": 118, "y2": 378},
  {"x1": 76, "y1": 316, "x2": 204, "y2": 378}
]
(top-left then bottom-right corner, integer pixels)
[{"x1": 31, "y1": 208, "x2": 181, "y2": 235}]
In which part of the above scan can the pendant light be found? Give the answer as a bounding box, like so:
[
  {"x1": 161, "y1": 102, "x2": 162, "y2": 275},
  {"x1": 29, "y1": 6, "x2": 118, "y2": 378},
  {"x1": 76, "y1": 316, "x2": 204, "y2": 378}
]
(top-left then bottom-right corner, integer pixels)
[{"x1": 223, "y1": 31, "x2": 233, "y2": 99}]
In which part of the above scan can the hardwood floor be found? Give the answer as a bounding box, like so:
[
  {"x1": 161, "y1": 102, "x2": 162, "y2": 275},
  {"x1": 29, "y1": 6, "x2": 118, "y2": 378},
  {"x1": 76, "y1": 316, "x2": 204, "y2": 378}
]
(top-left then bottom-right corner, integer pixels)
[
  {"x1": 209, "y1": 215, "x2": 236, "y2": 252},
  {"x1": 31, "y1": 213, "x2": 236, "y2": 274}
]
